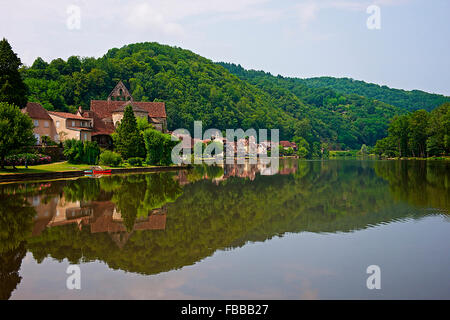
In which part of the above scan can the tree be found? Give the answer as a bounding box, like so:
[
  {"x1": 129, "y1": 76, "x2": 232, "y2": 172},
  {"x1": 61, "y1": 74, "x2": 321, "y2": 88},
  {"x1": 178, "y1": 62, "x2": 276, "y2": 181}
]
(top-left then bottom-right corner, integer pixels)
[
  {"x1": 0, "y1": 39, "x2": 28, "y2": 108},
  {"x1": 408, "y1": 110, "x2": 429, "y2": 157},
  {"x1": 358, "y1": 144, "x2": 369, "y2": 156},
  {"x1": 426, "y1": 103, "x2": 450, "y2": 156},
  {"x1": 388, "y1": 115, "x2": 409, "y2": 157},
  {"x1": 0, "y1": 103, "x2": 35, "y2": 169},
  {"x1": 113, "y1": 105, "x2": 146, "y2": 159},
  {"x1": 143, "y1": 128, "x2": 178, "y2": 165}
]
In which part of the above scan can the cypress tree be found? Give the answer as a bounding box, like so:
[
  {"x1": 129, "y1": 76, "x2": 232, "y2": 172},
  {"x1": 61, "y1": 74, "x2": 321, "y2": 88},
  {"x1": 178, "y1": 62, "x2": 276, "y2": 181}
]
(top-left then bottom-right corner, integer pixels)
[
  {"x1": 113, "y1": 105, "x2": 146, "y2": 159},
  {"x1": 0, "y1": 39, "x2": 28, "y2": 108}
]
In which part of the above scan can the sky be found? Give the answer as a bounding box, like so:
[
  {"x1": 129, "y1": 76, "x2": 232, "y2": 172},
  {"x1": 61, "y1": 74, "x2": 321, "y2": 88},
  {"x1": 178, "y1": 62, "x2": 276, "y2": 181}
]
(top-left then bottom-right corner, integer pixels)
[{"x1": 1, "y1": 0, "x2": 449, "y2": 95}]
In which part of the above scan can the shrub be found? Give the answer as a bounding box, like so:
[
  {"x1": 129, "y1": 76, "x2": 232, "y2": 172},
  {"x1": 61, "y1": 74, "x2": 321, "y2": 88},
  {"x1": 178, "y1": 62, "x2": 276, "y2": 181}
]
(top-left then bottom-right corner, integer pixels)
[
  {"x1": 63, "y1": 139, "x2": 100, "y2": 164},
  {"x1": 99, "y1": 150, "x2": 122, "y2": 167},
  {"x1": 41, "y1": 135, "x2": 58, "y2": 146},
  {"x1": 127, "y1": 157, "x2": 144, "y2": 167},
  {"x1": 5, "y1": 153, "x2": 51, "y2": 166},
  {"x1": 143, "y1": 128, "x2": 178, "y2": 166}
]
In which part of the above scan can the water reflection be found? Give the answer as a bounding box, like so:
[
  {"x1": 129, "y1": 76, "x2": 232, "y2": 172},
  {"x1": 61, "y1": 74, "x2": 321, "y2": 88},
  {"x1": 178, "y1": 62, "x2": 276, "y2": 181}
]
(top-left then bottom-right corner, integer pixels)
[{"x1": 0, "y1": 160, "x2": 448, "y2": 299}]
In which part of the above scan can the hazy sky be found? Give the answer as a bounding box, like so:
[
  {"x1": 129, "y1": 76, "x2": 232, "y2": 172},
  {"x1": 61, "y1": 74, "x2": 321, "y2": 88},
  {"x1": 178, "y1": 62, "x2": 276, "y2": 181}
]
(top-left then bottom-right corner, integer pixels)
[{"x1": 1, "y1": 0, "x2": 449, "y2": 95}]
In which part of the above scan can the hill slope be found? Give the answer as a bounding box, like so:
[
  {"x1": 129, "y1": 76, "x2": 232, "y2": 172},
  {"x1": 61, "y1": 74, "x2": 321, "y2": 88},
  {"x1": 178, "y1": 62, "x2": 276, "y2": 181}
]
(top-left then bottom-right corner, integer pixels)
[
  {"x1": 219, "y1": 62, "x2": 403, "y2": 148},
  {"x1": 23, "y1": 42, "x2": 404, "y2": 148},
  {"x1": 300, "y1": 77, "x2": 450, "y2": 112}
]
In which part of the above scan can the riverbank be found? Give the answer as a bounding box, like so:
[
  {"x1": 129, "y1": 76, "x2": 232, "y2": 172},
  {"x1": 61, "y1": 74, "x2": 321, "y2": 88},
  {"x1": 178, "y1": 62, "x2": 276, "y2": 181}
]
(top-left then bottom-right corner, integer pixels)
[{"x1": 0, "y1": 161, "x2": 191, "y2": 183}]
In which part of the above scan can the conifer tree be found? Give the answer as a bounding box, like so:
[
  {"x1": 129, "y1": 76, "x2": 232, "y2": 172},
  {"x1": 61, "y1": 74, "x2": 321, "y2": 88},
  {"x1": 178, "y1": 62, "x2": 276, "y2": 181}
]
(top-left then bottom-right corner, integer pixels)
[
  {"x1": 113, "y1": 105, "x2": 146, "y2": 159},
  {"x1": 0, "y1": 39, "x2": 28, "y2": 108}
]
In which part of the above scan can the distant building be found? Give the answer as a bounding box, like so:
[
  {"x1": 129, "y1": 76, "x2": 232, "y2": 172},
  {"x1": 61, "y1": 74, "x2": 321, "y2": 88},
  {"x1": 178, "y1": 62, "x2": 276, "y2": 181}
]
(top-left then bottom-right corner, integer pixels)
[{"x1": 280, "y1": 141, "x2": 297, "y2": 151}]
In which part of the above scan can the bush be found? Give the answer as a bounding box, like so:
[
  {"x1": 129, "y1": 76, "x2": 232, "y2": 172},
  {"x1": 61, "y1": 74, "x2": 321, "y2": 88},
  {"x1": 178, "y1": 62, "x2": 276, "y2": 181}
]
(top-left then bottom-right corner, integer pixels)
[
  {"x1": 127, "y1": 157, "x2": 144, "y2": 167},
  {"x1": 143, "y1": 129, "x2": 178, "y2": 166},
  {"x1": 99, "y1": 150, "x2": 122, "y2": 167},
  {"x1": 5, "y1": 153, "x2": 51, "y2": 166},
  {"x1": 41, "y1": 135, "x2": 58, "y2": 146},
  {"x1": 63, "y1": 139, "x2": 100, "y2": 164}
]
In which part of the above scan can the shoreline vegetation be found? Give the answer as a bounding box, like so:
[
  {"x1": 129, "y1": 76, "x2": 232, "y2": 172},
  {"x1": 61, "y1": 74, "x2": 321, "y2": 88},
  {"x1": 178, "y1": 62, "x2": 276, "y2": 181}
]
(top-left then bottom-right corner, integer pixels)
[{"x1": 0, "y1": 161, "x2": 190, "y2": 182}]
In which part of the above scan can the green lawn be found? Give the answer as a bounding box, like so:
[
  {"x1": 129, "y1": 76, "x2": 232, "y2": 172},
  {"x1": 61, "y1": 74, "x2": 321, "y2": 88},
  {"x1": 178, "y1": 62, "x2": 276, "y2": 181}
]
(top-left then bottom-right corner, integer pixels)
[
  {"x1": 0, "y1": 162, "x2": 95, "y2": 175},
  {"x1": 0, "y1": 161, "x2": 166, "y2": 175}
]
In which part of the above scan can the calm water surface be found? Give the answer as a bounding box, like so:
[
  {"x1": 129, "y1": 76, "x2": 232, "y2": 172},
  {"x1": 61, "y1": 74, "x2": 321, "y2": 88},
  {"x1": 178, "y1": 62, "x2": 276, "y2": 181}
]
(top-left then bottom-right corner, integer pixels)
[{"x1": 1, "y1": 160, "x2": 449, "y2": 299}]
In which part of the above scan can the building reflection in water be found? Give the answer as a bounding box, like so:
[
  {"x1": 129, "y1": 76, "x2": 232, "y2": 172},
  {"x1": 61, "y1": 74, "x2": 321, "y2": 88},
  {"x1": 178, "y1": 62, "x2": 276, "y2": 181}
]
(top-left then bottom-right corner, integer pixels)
[{"x1": 30, "y1": 194, "x2": 167, "y2": 247}]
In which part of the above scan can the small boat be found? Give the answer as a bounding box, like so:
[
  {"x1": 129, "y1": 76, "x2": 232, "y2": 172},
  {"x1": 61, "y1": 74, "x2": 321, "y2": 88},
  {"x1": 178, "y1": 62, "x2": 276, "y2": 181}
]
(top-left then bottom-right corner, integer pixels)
[
  {"x1": 84, "y1": 170, "x2": 93, "y2": 174},
  {"x1": 93, "y1": 169, "x2": 112, "y2": 175}
]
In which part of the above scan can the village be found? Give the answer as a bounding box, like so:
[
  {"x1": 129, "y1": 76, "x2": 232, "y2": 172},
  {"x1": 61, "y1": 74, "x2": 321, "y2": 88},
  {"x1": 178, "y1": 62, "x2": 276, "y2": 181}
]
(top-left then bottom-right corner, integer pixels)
[{"x1": 21, "y1": 80, "x2": 299, "y2": 165}]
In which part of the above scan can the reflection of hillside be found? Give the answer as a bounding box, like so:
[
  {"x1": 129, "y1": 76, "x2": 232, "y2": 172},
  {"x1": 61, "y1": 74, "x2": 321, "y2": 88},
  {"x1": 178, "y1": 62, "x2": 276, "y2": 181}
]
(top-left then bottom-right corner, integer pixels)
[
  {"x1": 25, "y1": 161, "x2": 448, "y2": 277},
  {"x1": 375, "y1": 160, "x2": 449, "y2": 210}
]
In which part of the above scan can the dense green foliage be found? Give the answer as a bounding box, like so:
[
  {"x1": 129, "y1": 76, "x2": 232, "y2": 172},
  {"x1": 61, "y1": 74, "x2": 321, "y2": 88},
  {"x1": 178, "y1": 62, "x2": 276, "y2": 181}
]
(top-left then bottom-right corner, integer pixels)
[
  {"x1": 63, "y1": 139, "x2": 100, "y2": 164},
  {"x1": 374, "y1": 103, "x2": 449, "y2": 157},
  {"x1": 127, "y1": 157, "x2": 144, "y2": 167},
  {"x1": 99, "y1": 150, "x2": 122, "y2": 166},
  {"x1": 112, "y1": 105, "x2": 146, "y2": 159},
  {"x1": 219, "y1": 63, "x2": 404, "y2": 149},
  {"x1": 143, "y1": 128, "x2": 178, "y2": 165},
  {"x1": 0, "y1": 39, "x2": 28, "y2": 108},
  {"x1": 0, "y1": 102, "x2": 36, "y2": 168},
  {"x1": 300, "y1": 77, "x2": 450, "y2": 112}
]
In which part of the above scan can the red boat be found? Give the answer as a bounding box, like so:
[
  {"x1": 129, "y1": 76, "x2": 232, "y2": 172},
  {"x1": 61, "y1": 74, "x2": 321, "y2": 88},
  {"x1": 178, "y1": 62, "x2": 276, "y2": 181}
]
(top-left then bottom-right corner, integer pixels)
[{"x1": 92, "y1": 169, "x2": 112, "y2": 175}]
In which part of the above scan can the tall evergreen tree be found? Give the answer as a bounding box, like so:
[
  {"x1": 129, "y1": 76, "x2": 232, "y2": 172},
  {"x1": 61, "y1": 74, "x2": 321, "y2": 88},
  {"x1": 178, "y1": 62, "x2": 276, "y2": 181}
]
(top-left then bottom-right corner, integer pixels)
[
  {"x1": 113, "y1": 105, "x2": 146, "y2": 159},
  {"x1": 0, "y1": 39, "x2": 28, "y2": 108}
]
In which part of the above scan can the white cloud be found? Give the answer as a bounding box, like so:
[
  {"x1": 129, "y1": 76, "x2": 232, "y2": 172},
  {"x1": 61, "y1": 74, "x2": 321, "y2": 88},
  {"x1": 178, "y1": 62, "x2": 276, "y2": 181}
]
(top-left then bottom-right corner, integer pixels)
[{"x1": 293, "y1": 0, "x2": 412, "y2": 28}]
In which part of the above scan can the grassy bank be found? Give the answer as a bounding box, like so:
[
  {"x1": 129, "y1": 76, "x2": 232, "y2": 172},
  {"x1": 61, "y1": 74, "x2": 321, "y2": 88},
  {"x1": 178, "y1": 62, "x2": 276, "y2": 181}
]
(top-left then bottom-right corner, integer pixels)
[{"x1": 0, "y1": 161, "x2": 162, "y2": 175}]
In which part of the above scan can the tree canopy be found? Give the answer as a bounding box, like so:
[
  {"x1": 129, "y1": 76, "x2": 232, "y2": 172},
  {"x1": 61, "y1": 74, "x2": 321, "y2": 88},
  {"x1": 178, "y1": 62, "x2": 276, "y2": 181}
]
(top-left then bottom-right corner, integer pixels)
[
  {"x1": 0, "y1": 102, "x2": 35, "y2": 168},
  {"x1": 0, "y1": 38, "x2": 28, "y2": 108}
]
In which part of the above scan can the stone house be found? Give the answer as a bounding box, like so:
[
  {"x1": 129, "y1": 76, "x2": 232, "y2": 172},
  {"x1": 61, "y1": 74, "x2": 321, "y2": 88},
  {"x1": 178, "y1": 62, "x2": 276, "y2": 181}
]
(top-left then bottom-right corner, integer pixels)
[
  {"x1": 83, "y1": 81, "x2": 167, "y2": 148},
  {"x1": 21, "y1": 102, "x2": 58, "y2": 144},
  {"x1": 48, "y1": 111, "x2": 93, "y2": 142}
]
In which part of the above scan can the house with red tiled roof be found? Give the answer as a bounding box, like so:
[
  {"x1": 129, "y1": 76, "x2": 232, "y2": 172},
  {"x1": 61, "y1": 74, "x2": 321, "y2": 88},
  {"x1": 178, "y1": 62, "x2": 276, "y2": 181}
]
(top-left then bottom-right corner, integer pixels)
[
  {"x1": 22, "y1": 102, "x2": 58, "y2": 144},
  {"x1": 280, "y1": 141, "x2": 298, "y2": 151},
  {"x1": 48, "y1": 111, "x2": 93, "y2": 142},
  {"x1": 81, "y1": 81, "x2": 167, "y2": 148}
]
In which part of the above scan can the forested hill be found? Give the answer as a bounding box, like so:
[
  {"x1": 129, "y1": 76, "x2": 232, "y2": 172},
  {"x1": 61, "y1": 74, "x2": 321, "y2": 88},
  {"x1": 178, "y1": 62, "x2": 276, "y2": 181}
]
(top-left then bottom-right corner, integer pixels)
[
  {"x1": 218, "y1": 62, "x2": 403, "y2": 148},
  {"x1": 296, "y1": 77, "x2": 449, "y2": 112},
  {"x1": 23, "y1": 42, "x2": 403, "y2": 149}
]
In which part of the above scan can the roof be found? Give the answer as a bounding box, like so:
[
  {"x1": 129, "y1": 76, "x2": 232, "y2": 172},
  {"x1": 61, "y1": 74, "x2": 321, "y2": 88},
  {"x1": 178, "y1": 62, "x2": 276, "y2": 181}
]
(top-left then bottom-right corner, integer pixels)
[
  {"x1": 112, "y1": 102, "x2": 149, "y2": 114},
  {"x1": 280, "y1": 141, "x2": 297, "y2": 148},
  {"x1": 91, "y1": 100, "x2": 166, "y2": 119},
  {"x1": 22, "y1": 102, "x2": 52, "y2": 120},
  {"x1": 48, "y1": 111, "x2": 91, "y2": 120}
]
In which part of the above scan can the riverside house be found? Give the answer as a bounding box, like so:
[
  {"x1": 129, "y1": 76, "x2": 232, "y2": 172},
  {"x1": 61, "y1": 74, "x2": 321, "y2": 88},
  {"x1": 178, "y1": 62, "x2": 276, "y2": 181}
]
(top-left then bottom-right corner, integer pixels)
[{"x1": 21, "y1": 102, "x2": 58, "y2": 145}]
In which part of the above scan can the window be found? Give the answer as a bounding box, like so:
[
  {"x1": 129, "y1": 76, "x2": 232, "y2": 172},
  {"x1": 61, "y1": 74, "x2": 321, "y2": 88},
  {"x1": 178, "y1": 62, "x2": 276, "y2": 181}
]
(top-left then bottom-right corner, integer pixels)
[
  {"x1": 44, "y1": 121, "x2": 49, "y2": 128},
  {"x1": 72, "y1": 120, "x2": 76, "y2": 127},
  {"x1": 84, "y1": 133, "x2": 88, "y2": 140},
  {"x1": 56, "y1": 120, "x2": 60, "y2": 128},
  {"x1": 34, "y1": 120, "x2": 39, "y2": 127},
  {"x1": 34, "y1": 133, "x2": 40, "y2": 145}
]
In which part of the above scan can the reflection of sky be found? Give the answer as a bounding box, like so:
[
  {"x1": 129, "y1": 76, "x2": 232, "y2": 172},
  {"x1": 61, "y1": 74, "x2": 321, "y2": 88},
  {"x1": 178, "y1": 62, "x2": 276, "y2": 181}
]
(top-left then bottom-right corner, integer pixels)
[{"x1": 12, "y1": 215, "x2": 450, "y2": 299}]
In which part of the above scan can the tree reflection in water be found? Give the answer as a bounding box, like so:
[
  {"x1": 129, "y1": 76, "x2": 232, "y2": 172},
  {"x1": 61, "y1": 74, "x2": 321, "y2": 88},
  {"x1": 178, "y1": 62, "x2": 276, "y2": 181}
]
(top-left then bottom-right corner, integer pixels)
[{"x1": 0, "y1": 160, "x2": 448, "y2": 298}]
